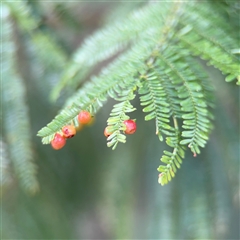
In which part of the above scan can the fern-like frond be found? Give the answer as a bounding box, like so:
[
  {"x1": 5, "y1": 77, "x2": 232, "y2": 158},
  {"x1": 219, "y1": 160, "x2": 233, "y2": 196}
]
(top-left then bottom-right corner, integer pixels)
[
  {"x1": 106, "y1": 97, "x2": 136, "y2": 150},
  {"x1": 2, "y1": 6, "x2": 39, "y2": 194},
  {"x1": 106, "y1": 79, "x2": 138, "y2": 149},
  {"x1": 138, "y1": 71, "x2": 186, "y2": 185},
  {"x1": 154, "y1": 67, "x2": 182, "y2": 119},
  {"x1": 50, "y1": 2, "x2": 172, "y2": 100},
  {"x1": 139, "y1": 72, "x2": 174, "y2": 141},
  {"x1": 177, "y1": 3, "x2": 240, "y2": 83},
  {"x1": 186, "y1": 57, "x2": 215, "y2": 112},
  {"x1": 157, "y1": 46, "x2": 213, "y2": 155},
  {"x1": 157, "y1": 130, "x2": 185, "y2": 186}
]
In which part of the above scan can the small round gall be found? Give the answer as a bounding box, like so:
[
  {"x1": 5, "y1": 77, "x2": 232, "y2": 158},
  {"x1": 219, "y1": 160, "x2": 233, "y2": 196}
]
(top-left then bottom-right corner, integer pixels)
[
  {"x1": 104, "y1": 126, "x2": 112, "y2": 137},
  {"x1": 78, "y1": 111, "x2": 92, "y2": 124},
  {"x1": 51, "y1": 133, "x2": 66, "y2": 150},
  {"x1": 123, "y1": 119, "x2": 137, "y2": 134},
  {"x1": 62, "y1": 125, "x2": 76, "y2": 138}
]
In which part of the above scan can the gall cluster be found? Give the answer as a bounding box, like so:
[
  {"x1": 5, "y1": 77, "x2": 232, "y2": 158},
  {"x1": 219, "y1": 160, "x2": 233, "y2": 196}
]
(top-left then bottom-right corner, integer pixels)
[
  {"x1": 51, "y1": 110, "x2": 137, "y2": 150},
  {"x1": 51, "y1": 111, "x2": 92, "y2": 150}
]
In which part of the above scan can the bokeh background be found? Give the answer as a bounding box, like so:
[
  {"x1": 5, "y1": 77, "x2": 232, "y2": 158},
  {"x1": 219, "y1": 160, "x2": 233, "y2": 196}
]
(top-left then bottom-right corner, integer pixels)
[{"x1": 1, "y1": 1, "x2": 239, "y2": 239}]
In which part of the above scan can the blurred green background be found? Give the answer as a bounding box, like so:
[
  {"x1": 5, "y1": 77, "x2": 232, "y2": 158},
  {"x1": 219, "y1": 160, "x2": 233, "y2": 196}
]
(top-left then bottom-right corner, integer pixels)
[{"x1": 1, "y1": 1, "x2": 239, "y2": 239}]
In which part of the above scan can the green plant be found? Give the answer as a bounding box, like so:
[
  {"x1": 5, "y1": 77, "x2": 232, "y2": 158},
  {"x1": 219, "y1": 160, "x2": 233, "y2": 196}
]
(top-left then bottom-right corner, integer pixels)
[
  {"x1": 37, "y1": 1, "x2": 239, "y2": 186},
  {"x1": 2, "y1": 0, "x2": 239, "y2": 193}
]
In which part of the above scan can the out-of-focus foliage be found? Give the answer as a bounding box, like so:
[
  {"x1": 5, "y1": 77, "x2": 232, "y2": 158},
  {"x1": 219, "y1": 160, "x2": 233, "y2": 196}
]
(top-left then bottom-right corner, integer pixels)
[
  {"x1": 1, "y1": 5, "x2": 39, "y2": 194},
  {"x1": 1, "y1": 1, "x2": 239, "y2": 239}
]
